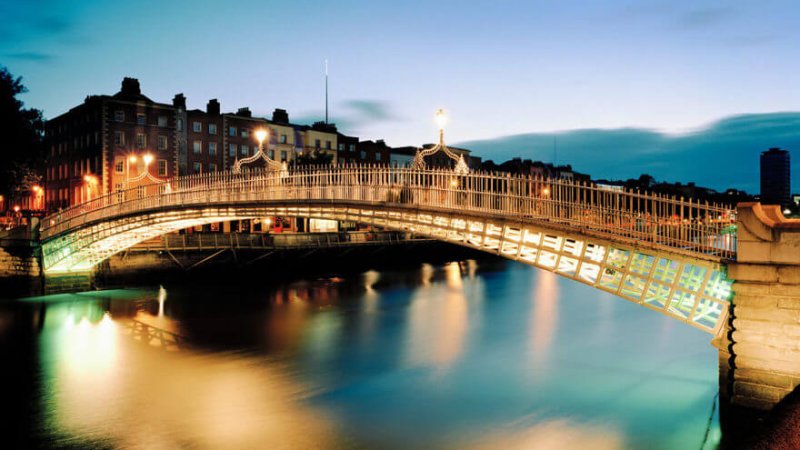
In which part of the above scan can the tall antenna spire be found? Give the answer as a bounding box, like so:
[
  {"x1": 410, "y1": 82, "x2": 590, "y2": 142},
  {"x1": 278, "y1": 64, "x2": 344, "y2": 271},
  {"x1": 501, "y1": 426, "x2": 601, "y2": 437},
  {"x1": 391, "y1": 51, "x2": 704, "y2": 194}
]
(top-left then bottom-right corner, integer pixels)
[{"x1": 324, "y1": 59, "x2": 329, "y2": 124}]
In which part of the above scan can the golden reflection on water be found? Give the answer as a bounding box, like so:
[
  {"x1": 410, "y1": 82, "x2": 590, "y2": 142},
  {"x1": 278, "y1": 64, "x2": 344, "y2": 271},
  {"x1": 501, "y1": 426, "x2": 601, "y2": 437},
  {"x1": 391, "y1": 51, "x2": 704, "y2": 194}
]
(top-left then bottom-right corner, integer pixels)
[
  {"x1": 405, "y1": 262, "x2": 468, "y2": 371},
  {"x1": 530, "y1": 270, "x2": 559, "y2": 370},
  {"x1": 466, "y1": 418, "x2": 624, "y2": 450},
  {"x1": 43, "y1": 300, "x2": 338, "y2": 449}
]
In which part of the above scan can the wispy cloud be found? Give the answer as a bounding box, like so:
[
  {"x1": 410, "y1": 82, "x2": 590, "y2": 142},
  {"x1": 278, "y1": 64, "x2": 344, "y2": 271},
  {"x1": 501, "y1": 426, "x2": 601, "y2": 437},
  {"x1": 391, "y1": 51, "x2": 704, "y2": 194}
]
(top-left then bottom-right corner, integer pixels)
[
  {"x1": 675, "y1": 7, "x2": 735, "y2": 30},
  {"x1": 5, "y1": 51, "x2": 55, "y2": 62},
  {"x1": 457, "y1": 113, "x2": 800, "y2": 193}
]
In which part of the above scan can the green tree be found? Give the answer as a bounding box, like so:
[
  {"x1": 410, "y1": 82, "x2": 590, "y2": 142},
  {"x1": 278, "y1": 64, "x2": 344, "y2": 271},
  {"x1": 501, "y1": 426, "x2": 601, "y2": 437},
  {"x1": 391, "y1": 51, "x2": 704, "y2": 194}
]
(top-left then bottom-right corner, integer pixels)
[
  {"x1": 295, "y1": 149, "x2": 334, "y2": 167},
  {"x1": 0, "y1": 66, "x2": 45, "y2": 196}
]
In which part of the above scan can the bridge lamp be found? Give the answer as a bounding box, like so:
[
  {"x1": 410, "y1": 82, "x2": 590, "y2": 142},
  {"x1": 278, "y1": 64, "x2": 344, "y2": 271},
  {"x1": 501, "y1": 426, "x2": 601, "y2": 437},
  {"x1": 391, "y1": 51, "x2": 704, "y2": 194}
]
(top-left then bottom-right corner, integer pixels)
[
  {"x1": 126, "y1": 155, "x2": 138, "y2": 187},
  {"x1": 143, "y1": 153, "x2": 154, "y2": 167},
  {"x1": 542, "y1": 187, "x2": 550, "y2": 197},
  {"x1": 435, "y1": 109, "x2": 447, "y2": 147}
]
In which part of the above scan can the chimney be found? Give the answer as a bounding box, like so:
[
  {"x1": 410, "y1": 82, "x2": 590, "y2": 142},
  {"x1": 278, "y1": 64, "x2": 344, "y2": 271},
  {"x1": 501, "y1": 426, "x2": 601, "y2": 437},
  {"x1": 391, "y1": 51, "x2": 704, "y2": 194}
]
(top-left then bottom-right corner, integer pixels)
[
  {"x1": 172, "y1": 93, "x2": 186, "y2": 109},
  {"x1": 236, "y1": 107, "x2": 251, "y2": 117},
  {"x1": 272, "y1": 108, "x2": 289, "y2": 124},
  {"x1": 121, "y1": 77, "x2": 141, "y2": 95},
  {"x1": 207, "y1": 99, "x2": 220, "y2": 115}
]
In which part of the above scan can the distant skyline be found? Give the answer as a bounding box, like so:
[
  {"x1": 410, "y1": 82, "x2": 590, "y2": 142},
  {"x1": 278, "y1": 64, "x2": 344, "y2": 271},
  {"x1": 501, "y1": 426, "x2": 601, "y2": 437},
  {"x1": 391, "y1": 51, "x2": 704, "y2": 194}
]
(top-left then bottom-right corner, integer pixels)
[{"x1": 2, "y1": 0, "x2": 799, "y2": 191}]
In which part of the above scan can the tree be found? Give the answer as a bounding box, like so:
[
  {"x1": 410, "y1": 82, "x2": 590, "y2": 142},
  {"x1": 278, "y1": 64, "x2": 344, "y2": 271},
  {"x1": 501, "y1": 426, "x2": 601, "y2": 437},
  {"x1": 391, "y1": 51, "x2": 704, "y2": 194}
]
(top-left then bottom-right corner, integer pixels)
[
  {"x1": 295, "y1": 150, "x2": 333, "y2": 167},
  {"x1": 0, "y1": 67, "x2": 45, "y2": 196}
]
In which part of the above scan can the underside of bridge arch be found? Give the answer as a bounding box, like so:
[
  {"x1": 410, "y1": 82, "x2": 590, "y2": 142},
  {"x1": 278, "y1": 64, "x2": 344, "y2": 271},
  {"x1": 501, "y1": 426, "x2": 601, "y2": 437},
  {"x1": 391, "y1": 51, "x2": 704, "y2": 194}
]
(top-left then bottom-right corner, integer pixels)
[{"x1": 41, "y1": 201, "x2": 733, "y2": 333}]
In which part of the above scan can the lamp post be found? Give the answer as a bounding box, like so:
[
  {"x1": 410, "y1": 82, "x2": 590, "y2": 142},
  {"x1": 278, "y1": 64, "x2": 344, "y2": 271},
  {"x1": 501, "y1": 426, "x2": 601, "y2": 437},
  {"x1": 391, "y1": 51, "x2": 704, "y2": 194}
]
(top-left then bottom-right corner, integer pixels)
[
  {"x1": 435, "y1": 108, "x2": 447, "y2": 147},
  {"x1": 143, "y1": 153, "x2": 154, "y2": 173},
  {"x1": 256, "y1": 128, "x2": 268, "y2": 156}
]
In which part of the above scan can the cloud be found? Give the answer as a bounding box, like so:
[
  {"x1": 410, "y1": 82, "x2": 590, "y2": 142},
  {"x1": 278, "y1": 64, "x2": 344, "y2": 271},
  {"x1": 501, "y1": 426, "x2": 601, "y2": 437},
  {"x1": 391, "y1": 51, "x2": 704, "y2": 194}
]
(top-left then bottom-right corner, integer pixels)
[
  {"x1": 5, "y1": 51, "x2": 55, "y2": 62},
  {"x1": 343, "y1": 99, "x2": 396, "y2": 121},
  {"x1": 675, "y1": 7, "x2": 735, "y2": 30},
  {"x1": 456, "y1": 113, "x2": 800, "y2": 194}
]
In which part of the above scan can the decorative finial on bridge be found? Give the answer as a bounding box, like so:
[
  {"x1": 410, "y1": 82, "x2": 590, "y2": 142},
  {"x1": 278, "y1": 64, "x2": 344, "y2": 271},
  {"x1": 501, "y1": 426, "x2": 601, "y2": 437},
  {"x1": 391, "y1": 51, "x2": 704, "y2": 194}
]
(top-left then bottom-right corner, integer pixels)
[
  {"x1": 413, "y1": 109, "x2": 469, "y2": 174},
  {"x1": 233, "y1": 127, "x2": 282, "y2": 173}
]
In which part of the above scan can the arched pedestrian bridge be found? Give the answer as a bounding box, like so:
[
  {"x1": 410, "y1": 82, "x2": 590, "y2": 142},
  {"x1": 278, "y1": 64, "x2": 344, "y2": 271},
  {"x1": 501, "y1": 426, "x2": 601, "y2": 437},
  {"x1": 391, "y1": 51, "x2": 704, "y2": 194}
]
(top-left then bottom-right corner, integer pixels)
[{"x1": 40, "y1": 166, "x2": 737, "y2": 334}]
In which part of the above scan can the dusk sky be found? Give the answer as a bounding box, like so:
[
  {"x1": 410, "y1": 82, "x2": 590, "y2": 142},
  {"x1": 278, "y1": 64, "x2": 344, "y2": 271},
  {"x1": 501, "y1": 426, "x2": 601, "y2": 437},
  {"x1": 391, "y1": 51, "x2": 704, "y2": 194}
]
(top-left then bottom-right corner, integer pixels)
[{"x1": 2, "y1": 0, "x2": 799, "y2": 191}]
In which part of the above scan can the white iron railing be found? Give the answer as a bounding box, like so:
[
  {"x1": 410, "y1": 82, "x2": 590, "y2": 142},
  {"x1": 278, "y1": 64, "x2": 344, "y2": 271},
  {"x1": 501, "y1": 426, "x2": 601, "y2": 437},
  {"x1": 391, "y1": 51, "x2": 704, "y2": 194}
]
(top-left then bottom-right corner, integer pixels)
[{"x1": 41, "y1": 165, "x2": 737, "y2": 260}]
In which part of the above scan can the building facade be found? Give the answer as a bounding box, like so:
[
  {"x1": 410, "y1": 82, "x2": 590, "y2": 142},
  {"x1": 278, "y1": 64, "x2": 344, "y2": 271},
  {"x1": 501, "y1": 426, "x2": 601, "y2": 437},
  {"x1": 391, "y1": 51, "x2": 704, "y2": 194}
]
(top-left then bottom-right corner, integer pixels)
[{"x1": 760, "y1": 147, "x2": 791, "y2": 206}]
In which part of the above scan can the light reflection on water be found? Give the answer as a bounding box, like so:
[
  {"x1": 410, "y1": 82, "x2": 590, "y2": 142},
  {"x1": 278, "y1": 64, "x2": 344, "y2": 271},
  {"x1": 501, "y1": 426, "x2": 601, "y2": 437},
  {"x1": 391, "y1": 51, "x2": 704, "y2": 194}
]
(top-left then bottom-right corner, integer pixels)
[{"x1": 3, "y1": 258, "x2": 721, "y2": 449}]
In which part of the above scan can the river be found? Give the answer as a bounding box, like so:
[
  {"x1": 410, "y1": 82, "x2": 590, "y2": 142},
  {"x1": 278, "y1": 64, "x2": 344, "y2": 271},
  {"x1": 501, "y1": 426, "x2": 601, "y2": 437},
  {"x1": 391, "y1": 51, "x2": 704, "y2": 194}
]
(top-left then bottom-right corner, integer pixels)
[{"x1": 0, "y1": 256, "x2": 721, "y2": 449}]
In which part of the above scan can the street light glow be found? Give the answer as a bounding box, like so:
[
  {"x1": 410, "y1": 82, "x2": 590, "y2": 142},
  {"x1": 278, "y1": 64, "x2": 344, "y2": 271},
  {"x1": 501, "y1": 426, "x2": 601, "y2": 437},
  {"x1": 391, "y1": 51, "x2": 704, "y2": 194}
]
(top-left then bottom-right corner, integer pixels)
[
  {"x1": 435, "y1": 109, "x2": 447, "y2": 129},
  {"x1": 129, "y1": 155, "x2": 138, "y2": 163},
  {"x1": 143, "y1": 153, "x2": 154, "y2": 166},
  {"x1": 255, "y1": 128, "x2": 268, "y2": 144}
]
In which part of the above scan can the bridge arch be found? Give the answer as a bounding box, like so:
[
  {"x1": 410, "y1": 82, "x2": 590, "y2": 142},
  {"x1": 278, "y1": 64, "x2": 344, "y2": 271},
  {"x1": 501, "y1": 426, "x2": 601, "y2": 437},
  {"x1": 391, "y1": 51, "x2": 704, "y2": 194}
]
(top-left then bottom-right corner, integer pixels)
[{"x1": 40, "y1": 166, "x2": 735, "y2": 334}]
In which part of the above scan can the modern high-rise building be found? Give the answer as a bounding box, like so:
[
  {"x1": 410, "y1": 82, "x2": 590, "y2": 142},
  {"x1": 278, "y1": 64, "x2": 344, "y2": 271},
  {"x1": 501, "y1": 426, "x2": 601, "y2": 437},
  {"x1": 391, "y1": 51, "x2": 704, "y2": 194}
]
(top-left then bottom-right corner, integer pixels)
[{"x1": 760, "y1": 147, "x2": 791, "y2": 206}]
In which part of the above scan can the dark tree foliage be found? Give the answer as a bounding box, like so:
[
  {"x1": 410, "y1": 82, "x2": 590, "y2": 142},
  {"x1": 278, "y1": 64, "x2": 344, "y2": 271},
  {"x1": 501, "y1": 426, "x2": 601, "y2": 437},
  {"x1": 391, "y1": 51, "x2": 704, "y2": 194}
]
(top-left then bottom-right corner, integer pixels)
[
  {"x1": 295, "y1": 150, "x2": 333, "y2": 167},
  {"x1": 0, "y1": 66, "x2": 45, "y2": 195}
]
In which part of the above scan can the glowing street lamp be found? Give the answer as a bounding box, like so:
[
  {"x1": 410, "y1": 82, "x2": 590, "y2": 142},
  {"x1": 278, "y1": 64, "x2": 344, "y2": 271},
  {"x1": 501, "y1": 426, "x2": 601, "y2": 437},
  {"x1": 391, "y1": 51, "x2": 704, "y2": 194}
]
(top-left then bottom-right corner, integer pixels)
[
  {"x1": 143, "y1": 153, "x2": 154, "y2": 167},
  {"x1": 435, "y1": 108, "x2": 447, "y2": 145},
  {"x1": 83, "y1": 174, "x2": 98, "y2": 201}
]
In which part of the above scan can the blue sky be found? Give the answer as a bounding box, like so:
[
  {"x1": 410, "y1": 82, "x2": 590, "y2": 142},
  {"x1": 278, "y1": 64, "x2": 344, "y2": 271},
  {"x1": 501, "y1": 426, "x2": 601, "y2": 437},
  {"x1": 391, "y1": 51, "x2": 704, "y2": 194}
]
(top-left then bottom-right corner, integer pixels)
[{"x1": 2, "y1": 0, "x2": 799, "y2": 191}]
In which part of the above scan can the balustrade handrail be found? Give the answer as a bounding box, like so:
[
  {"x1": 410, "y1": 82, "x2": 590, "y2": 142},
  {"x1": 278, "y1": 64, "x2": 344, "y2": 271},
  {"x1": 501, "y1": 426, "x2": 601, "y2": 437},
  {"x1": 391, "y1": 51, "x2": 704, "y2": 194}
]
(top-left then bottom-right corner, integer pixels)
[{"x1": 40, "y1": 165, "x2": 737, "y2": 261}]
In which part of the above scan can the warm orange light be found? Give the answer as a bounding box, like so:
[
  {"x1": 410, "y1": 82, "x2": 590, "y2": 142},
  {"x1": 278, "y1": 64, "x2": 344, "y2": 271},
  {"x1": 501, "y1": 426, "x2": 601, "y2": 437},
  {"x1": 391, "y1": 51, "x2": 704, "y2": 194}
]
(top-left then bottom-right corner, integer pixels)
[
  {"x1": 32, "y1": 185, "x2": 41, "y2": 193},
  {"x1": 84, "y1": 174, "x2": 98, "y2": 184},
  {"x1": 13, "y1": 205, "x2": 20, "y2": 213},
  {"x1": 143, "y1": 153, "x2": 154, "y2": 166},
  {"x1": 542, "y1": 187, "x2": 550, "y2": 196},
  {"x1": 255, "y1": 128, "x2": 268, "y2": 144},
  {"x1": 435, "y1": 109, "x2": 447, "y2": 129},
  {"x1": 129, "y1": 155, "x2": 138, "y2": 163}
]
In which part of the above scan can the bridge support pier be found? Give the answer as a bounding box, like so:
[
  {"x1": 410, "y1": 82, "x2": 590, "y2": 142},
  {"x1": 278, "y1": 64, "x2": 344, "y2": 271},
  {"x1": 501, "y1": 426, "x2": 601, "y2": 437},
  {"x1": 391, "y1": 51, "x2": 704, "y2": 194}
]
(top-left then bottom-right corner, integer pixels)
[{"x1": 721, "y1": 203, "x2": 800, "y2": 415}]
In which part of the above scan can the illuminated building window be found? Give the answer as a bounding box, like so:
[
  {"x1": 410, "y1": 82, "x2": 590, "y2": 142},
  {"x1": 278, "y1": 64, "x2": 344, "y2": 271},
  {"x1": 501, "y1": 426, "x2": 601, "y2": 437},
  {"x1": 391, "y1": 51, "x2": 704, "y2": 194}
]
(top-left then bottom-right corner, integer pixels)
[{"x1": 193, "y1": 141, "x2": 202, "y2": 154}]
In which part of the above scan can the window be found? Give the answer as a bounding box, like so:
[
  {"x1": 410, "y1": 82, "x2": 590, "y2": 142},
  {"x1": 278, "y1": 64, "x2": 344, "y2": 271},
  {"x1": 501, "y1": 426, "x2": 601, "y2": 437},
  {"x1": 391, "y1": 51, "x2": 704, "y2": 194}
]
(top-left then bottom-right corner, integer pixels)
[
  {"x1": 229, "y1": 126, "x2": 237, "y2": 136},
  {"x1": 241, "y1": 128, "x2": 249, "y2": 138},
  {"x1": 193, "y1": 121, "x2": 202, "y2": 132},
  {"x1": 114, "y1": 110, "x2": 125, "y2": 122},
  {"x1": 137, "y1": 114, "x2": 146, "y2": 125},
  {"x1": 114, "y1": 131, "x2": 125, "y2": 146},
  {"x1": 326, "y1": 141, "x2": 332, "y2": 149},
  {"x1": 338, "y1": 143, "x2": 344, "y2": 151},
  {"x1": 158, "y1": 135, "x2": 168, "y2": 150},
  {"x1": 208, "y1": 142, "x2": 217, "y2": 155},
  {"x1": 241, "y1": 145, "x2": 249, "y2": 156},
  {"x1": 192, "y1": 162, "x2": 201, "y2": 174},
  {"x1": 136, "y1": 133, "x2": 146, "y2": 148},
  {"x1": 158, "y1": 116, "x2": 168, "y2": 127},
  {"x1": 193, "y1": 140, "x2": 202, "y2": 154},
  {"x1": 360, "y1": 151, "x2": 366, "y2": 160},
  {"x1": 229, "y1": 144, "x2": 237, "y2": 157},
  {"x1": 280, "y1": 134, "x2": 287, "y2": 144},
  {"x1": 315, "y1": 139, "x2": 321, "y2": 149},
  {"x1": 209, "y1": 163, "x2": 217, "y2": 172},
  {"x1": 349, "y1": 144, "x2": 355, "y2": 151},
  {"x1": 280, "y1": 151, "x2": 287, "y2": 161},
  {"x1": 115, "y1": 161, "x2": 124, "y2": 173},
  {"x1": 376, "y1": 152, "x2": 382, "y2": 161},
  {"x1": 209, "y1": 123, "x2": 217, "y2": 135},
  {"x1": 269, "y1": 150, "x2": 275, "y2": 159},
  {"x1": 177, "y1": 119, "x2": 184, "y2": 131},
  {"x1": 158, "y1": 160, "x2": 167, "y2": 176}
]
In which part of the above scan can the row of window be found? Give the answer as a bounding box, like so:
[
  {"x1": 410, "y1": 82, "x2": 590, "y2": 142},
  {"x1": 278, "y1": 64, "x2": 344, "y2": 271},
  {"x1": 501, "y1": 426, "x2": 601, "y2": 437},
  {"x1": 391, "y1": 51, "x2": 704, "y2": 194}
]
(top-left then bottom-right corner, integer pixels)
[
  {"x1": 192, "y1": 162, "x2": 218, "y2": 174},
  {"x1": 114, "y1": 111, "x2": 170, "y2": 127},
  {"x1": 48, "y1": 158, "x2": 94, "y2": 181},
  {"x1": 113, "y1": 158, "x2": 169, "y2": 177},
  {"x1": 114, "y1": 132, "x2": 169, "y2": 150}
]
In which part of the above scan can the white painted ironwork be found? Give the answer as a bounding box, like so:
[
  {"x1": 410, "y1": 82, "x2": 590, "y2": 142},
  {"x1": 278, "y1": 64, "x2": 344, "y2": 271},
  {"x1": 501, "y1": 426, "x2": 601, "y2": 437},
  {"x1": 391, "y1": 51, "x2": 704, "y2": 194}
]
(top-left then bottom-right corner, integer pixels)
[
  {"x1": 412, "y1": 109, "x2": 470, "y2": 174},
  {"x1": 39, "y1": 165, "x2": 737, "y2": 334}
]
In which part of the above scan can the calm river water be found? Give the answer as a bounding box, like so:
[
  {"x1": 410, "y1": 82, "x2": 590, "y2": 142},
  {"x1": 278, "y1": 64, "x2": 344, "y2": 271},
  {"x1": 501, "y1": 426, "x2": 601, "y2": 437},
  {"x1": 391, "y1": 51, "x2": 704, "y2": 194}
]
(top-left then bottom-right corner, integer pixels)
[{"x1": 0, "y1": 257, "x2": 721, "y2": 449}]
